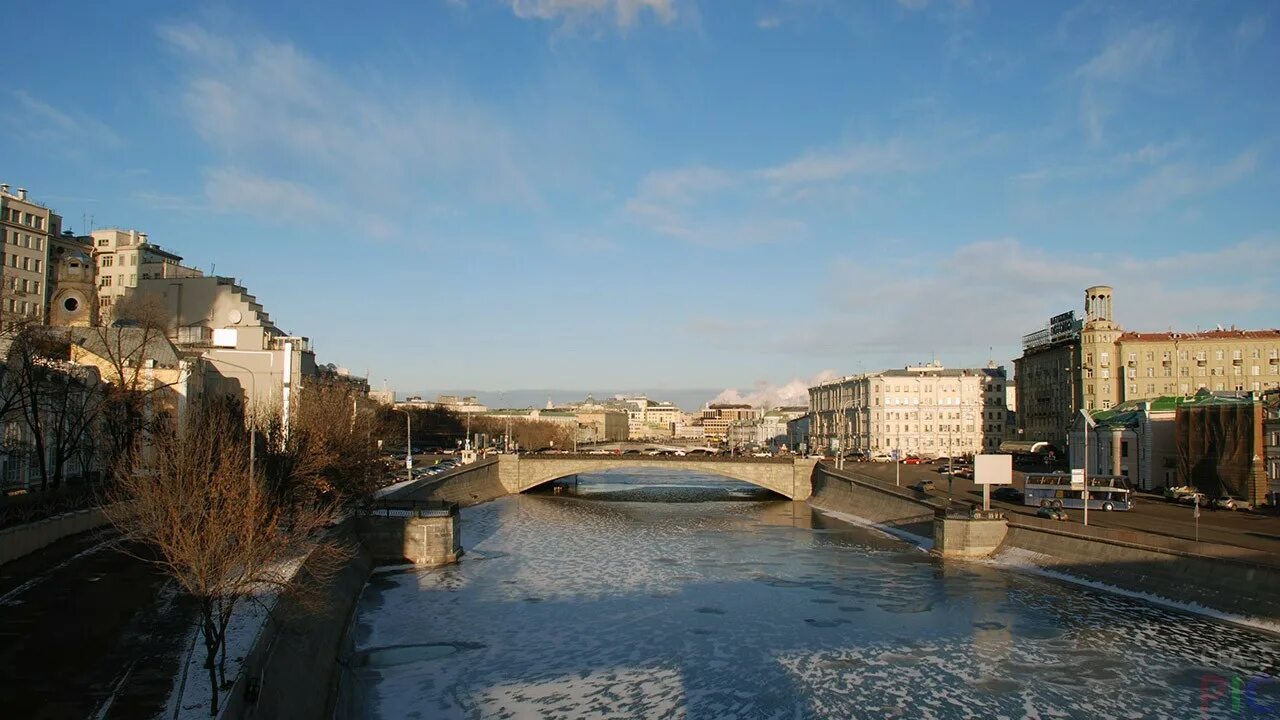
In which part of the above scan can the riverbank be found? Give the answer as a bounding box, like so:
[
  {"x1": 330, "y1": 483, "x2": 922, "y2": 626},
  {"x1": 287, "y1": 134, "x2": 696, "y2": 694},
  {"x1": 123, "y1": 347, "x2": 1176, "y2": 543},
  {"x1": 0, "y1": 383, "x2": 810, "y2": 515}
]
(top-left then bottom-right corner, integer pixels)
[{"x1": 810, "y1": 464, "x2": 1280, "y2": 630}]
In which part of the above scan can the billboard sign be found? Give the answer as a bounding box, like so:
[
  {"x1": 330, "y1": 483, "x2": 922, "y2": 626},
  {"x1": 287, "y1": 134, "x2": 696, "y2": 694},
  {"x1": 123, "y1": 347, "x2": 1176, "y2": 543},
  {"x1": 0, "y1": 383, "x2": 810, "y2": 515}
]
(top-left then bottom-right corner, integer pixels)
[
  {"x1": 974, "y1": 454, "x2": 1012, "y2": 485},
  {"x1": 1070, "y1": 468, "x2": 1085, "y2": 490}
]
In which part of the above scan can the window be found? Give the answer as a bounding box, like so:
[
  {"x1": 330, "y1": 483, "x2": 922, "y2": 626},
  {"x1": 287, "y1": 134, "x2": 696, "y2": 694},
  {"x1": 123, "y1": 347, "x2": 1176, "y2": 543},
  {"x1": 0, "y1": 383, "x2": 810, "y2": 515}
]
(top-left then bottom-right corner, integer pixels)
[
  {"x1": 101, "y1": 256, "x2": 113, "y2": 268},
  {"x1": 1122, "y1": 441, "x2": 1129, "y2": 458},
  {"x1": 1128, "y1": 353, "x2": 1136, "y2": 362},
  {"x1": 20, "y1": 257, "x2": 28, "y2": 271},
  {"x1": 1233, "y1": 350, "x2": 1243, "y2": 360},
  {"x1": 100, "y1": 276, "x2": 112, "y2": 287},
  {"x1": 33, "y1": 259, "x2": 40, "y2": 272},
  {"x1": 1196, "y1": 351, "x2": 1206, "y2": 361},
  {"x1": 1146, "y1": 367, "x2": 1154, "y2": 377},
  {"x1": 32, "y1": 281, "x2": 39, "y2": 295},
  {"x1": 1100, "y1": 352, "x2": 1109, "y2": 365},
  {"x1": 33, "y1": 237, "x2": 41, "y2": 251},
  {"x1": 98, "y1": 239, "x2": 109, "y2": 247},
  {"x1": 1216, "y1": 350, "x2": 1224, "y2": 360}
]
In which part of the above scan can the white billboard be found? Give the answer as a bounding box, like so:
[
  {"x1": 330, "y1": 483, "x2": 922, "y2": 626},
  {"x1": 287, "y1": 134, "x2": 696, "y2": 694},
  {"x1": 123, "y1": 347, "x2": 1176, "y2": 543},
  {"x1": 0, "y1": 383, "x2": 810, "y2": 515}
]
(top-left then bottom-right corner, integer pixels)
[{"x1": 974, "y1": 454, "x2": 1012, "y2": 485}]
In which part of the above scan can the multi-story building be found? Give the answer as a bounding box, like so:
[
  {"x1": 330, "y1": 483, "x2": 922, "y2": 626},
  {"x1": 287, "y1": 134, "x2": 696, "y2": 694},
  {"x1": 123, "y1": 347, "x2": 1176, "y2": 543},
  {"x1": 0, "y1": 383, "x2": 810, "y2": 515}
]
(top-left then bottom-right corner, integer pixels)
[
  {"x1": 131, "y1": 275, "x2": 316, "y2": 427},
  {"x1": 89, "y1": 229, "x2": 202, "y2": 316},
  {"x1": 809, "y1": 362, "x2": 1008, "y2": 458},
  {"x1": 0, "y1": 184, "x2": 58, "y2": 328},
  {"x1": 700, "y1": 403, "x2": 760, "y2": 443},
  {"x1": 1016, "y1": 285, "x2": 1280, "y2": 453}
]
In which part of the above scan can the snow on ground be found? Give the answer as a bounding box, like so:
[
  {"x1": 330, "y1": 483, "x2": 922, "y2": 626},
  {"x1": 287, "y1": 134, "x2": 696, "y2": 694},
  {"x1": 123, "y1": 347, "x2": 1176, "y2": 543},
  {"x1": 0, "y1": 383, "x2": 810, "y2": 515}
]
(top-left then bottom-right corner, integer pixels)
[{"x1": 160, "y1": 554, "x2": 307, "y2": 719}]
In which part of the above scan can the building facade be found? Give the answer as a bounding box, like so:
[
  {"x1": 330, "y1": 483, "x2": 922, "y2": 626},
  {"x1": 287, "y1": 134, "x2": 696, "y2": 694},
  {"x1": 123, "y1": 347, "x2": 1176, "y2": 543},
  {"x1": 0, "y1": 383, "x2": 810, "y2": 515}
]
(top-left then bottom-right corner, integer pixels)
[
  {"x1": 1016, "y1": 285, "x2": 1280, "y2": 453},
  {"x1": 810, "y1": 363, "x2": 1008, "y2": 458},
  {"x1": 90, "y1": 229, "x2": 202, "y2": 316},
  {"x1": 1174, "y1": 392, "x2": 1270, "y2": 506},
  {"x1": 1068, "y1": 397, "x2": 1182, "y2": 491},
  {"x1": 0, "y1": 184, "x2": 58, "y2": 328}
]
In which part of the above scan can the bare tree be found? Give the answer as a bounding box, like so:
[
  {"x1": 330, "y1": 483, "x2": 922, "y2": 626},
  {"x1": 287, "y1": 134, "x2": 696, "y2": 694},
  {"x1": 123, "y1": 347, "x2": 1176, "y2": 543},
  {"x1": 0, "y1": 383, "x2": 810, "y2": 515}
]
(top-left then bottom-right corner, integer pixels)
[
  {"x1": 107, "y1": 400, "x2": 347, "y2": 716},
  {"x1": 5, "y1": 327, "x2": 101, "y2": 489}
]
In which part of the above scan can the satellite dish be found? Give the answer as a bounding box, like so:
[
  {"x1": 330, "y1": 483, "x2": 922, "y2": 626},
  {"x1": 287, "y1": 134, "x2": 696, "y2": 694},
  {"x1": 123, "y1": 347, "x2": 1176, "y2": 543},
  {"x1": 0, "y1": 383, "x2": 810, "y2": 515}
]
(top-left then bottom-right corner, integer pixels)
[{"x1": 228, "y1": 309, "x2": 243, "y2": 324}]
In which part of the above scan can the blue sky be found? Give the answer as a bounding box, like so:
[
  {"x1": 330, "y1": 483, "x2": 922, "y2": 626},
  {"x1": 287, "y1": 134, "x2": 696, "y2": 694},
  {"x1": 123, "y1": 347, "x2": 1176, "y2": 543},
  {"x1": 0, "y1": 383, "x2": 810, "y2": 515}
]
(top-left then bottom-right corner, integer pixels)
[{"x1": 3, "y1": 0, "x2": 1277, "y2": 397}]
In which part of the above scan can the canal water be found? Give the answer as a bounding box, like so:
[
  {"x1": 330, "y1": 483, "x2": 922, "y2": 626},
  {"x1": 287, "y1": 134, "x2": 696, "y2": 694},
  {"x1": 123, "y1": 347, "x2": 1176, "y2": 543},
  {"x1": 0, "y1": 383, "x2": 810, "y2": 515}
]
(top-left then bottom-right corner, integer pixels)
[{"x1": 349, "y1": 469, "x2": 1280, "y2": 719}]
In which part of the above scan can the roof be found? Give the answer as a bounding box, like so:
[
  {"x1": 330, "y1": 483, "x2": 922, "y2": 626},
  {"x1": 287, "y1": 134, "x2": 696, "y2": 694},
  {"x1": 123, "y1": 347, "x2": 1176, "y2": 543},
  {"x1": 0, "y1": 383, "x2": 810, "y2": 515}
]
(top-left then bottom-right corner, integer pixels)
[
  {"x1": 67, "y1": 326, "x2": 182, "y2": 367},
  {"x1": 1119, "y1": 329, "x2": 1280, "y2": 342}
]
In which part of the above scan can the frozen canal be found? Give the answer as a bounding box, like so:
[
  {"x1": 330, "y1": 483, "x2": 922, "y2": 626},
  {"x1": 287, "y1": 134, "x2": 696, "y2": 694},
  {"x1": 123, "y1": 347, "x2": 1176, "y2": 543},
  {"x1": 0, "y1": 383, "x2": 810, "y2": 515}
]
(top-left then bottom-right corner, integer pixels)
[{"x1": 347, "y1": 469, "x2": 1280, "y2": 719}]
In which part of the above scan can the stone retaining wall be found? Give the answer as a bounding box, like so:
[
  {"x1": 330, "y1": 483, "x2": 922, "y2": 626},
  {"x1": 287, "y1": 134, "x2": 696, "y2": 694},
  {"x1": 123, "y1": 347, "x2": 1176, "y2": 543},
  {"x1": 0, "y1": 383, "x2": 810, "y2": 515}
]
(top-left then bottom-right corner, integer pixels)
[
  {"x1": 220, "y1": 521, "x2": 374, "y2": 720},
  {"x1": 0, "y1": 506, "x2": 111, "y2": 566},
  {"x1": 1000, "y1": 516, "x2": 1280, "y2": 620},
  {"x1": 807, "y1": 465, "x2": 941, "y2": 525}
]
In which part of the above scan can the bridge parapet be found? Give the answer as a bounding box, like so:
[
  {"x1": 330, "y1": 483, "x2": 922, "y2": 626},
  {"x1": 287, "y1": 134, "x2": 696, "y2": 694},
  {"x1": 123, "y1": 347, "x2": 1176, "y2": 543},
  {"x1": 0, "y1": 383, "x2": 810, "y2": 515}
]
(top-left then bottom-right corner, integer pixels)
[{"x1": 501, "y1": 453, "x2": 815, "y2": 500}]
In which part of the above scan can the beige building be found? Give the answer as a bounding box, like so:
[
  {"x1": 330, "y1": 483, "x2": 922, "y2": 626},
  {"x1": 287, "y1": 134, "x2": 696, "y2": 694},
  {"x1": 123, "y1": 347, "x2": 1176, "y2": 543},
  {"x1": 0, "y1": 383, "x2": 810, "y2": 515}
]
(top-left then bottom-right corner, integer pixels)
[
  {"x1": 810, "y1": 363, "x2": 1008, "y2": 457},
  {"x1": 1017, "y1": 286, "x2": 1280, "y2": 451},
  {"x1": 130, "y1": 275, "x2": 316, "y2": 427},
  {"x1": 0, "y1": 184, "x2": 59, "y2": 328},
  {"x1": 700, "y1": 403, "x2": 760, "y2": 443},
  {"x1": 89, "y1": 229, "x2": 202, "y2": 316}
]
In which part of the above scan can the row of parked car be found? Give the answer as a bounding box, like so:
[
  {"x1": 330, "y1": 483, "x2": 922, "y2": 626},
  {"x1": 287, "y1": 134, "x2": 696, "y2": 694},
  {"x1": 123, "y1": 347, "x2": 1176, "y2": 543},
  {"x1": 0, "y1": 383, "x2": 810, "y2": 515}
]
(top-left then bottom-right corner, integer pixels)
[{"x1": 1162, "y1": 485, "x2": 1250, "y2": 511}]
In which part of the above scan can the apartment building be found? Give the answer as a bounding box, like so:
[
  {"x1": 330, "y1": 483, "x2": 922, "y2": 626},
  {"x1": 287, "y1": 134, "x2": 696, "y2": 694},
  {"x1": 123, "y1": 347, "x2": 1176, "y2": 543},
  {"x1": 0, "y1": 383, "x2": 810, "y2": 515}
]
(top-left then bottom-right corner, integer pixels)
[
  {"x1": 0, "y1": 184, "x2": 58, "y2": 327},
  {"x1": 1017, "y1": 286, "x2": 1280, "y2": 452},
  {"x1": 700, "y1": 403, "x2": 760, "y2": 443},
  {"x1": 809, "y1": 363, "x2": 1008, "y2": 457},
  {"x1": 90, "y1": 228, "x2": 202, "y2": 316},
  {"x1": 621, "y1": 396, "x2": 683, "y2": 439}
]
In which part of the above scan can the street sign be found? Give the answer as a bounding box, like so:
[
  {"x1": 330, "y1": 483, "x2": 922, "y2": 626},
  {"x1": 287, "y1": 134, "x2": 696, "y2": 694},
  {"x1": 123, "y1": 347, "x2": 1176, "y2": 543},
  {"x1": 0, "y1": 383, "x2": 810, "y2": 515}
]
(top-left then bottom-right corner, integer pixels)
[
  {"x1": 1070, "y1": 468, "x2": 1085, "y2": 490},
  {"x1": 974, "y1": 454, "x2": 1012, "y2": 485},
  {"x1": 891, "y1": 449, "x2": 901, "y2": 462}
]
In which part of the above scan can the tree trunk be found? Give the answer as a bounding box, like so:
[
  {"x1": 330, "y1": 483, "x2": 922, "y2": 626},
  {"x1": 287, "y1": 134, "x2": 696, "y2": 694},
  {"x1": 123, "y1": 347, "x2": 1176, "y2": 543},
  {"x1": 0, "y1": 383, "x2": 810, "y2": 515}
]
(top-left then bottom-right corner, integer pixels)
[{"x1": 201, "y1": 598, "x2": 221, "y2": 716}]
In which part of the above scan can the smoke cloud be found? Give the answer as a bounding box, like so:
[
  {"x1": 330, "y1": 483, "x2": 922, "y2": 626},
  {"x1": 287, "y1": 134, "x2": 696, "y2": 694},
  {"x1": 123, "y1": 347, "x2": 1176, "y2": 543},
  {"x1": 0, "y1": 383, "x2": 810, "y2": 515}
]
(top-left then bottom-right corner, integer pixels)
[{"x1": 712, "y1": 370, "x2": 838, "y2": 408}]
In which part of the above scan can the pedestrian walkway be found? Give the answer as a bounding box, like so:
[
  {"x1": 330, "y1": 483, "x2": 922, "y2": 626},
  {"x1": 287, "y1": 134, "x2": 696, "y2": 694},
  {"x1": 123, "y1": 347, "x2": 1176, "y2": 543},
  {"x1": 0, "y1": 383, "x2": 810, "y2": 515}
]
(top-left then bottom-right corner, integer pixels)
[{"x1": 0, "y1": 528, "x2": 195, "y2": 719}]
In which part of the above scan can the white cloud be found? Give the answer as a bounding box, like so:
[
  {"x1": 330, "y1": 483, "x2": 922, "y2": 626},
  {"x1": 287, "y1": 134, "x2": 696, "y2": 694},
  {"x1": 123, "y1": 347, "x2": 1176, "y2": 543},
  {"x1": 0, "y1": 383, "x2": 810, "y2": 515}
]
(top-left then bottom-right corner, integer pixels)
[
  {"x1": 509, "y1": 0, "x2": 676, "y2": 28},
  {"x1": 757, "y1": 16, "x2": 780, "y2": 29},
  {"x1": 755, "y1": 140, "x2": 912, "y2": 191},
  {"x1": 156, "y1": 22, "x2": 538, "y2": 234}
]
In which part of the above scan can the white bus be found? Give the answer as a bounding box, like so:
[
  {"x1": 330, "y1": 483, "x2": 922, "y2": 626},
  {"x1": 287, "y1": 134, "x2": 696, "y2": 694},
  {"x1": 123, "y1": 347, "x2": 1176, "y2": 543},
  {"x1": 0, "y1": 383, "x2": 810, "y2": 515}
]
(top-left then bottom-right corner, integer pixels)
[{"x1": 1023, "y1": 473, "x2": 1134, "y2": 511}]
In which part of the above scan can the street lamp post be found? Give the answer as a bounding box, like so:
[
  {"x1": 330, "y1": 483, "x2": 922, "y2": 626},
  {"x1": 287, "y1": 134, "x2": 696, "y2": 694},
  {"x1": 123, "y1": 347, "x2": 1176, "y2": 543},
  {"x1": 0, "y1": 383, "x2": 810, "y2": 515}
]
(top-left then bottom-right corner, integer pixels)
[{"x1": 393, "y1": 407, "x2": 412, "y2": 483}]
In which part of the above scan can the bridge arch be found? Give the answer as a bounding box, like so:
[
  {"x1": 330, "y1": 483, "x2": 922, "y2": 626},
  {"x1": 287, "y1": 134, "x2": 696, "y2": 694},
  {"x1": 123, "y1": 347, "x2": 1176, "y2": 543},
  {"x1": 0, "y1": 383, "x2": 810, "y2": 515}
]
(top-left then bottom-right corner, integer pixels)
[{"x1": 504, "y1": 455, "x2": 814, "y2": 500}]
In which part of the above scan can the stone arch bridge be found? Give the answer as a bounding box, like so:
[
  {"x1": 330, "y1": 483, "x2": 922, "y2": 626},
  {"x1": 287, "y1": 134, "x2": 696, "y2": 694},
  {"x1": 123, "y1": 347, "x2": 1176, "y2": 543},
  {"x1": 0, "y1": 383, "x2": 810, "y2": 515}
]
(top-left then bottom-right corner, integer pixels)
[{"x1": 383, "y1": 453, "x2": 819, "y2": 504}]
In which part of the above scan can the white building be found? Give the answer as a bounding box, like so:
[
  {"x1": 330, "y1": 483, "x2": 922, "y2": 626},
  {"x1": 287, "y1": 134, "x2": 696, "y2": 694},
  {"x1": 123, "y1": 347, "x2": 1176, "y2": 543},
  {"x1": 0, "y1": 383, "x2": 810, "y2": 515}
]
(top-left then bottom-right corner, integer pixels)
[{"x1": 809, "y1": 362, "x2": 1008, "y2": 457}]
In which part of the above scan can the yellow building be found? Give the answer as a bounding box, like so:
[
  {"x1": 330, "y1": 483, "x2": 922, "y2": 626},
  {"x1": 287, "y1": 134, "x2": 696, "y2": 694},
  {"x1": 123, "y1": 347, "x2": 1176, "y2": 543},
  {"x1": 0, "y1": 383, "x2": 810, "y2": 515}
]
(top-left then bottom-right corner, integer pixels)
[{"x1": 1017, "y1": 285, "x2": 1280, "y2": 450}]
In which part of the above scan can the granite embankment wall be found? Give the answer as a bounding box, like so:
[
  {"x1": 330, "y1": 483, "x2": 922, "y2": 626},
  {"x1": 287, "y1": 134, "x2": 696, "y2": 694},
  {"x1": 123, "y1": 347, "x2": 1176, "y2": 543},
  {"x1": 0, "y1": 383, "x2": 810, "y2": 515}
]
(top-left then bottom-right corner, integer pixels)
[
  {"x1": 0, "y1": 506, "x2": 112, "y2": 566},
  {"x1": 805, "y1": 462, "x2": 1280, "y2": 619},
  {"x1": 396, "y1": 458, "x2": 508, "y2": 507},
  {"x1": 807, "y1": 464, "x2": 942, "y2": 538},
  {"x1": 220, "y1": 520, "x2": 374, "y2": 720},
  {"x1": 999, "y1": 516, "x2": 1280, "y2": 620}
]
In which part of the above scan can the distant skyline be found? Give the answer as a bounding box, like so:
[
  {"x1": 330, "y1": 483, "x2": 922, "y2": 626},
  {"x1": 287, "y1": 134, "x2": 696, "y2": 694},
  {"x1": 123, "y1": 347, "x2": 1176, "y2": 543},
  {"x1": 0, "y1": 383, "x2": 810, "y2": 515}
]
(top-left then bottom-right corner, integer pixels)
[{"x1": 3, "y1": 1, "x2": 1278, "y2": 392}]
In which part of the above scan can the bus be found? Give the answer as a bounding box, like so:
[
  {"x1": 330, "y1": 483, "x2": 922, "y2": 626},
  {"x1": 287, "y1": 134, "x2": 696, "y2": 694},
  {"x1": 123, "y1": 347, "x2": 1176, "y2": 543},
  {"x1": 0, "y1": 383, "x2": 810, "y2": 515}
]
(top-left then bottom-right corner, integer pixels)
[{"x1": 1023, "y1": 472, "x2": 1134, "y2": 511}]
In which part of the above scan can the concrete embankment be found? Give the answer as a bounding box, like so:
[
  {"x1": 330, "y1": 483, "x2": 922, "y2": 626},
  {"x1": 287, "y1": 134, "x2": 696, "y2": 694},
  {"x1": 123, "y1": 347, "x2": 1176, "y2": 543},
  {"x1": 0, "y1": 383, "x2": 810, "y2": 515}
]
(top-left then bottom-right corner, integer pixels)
[
  {"x1": 807, "y1": 464, "x2": 942, "y2": 540},
  {"x1": 218, "y1": 521, "x2": 374, "y2": 720},
  {"x1": 806, "y1": 462, "x2": 1280, "y2": 623},
  {"x1": 998, "y1": 515, "x2": 1280, "y2": 622},
  {"x1": 397, "y1": 458, "x2": 508, "y2": 507},
  {"x1": 0, "y1": 506, "x2": 112, "y2": 566}
]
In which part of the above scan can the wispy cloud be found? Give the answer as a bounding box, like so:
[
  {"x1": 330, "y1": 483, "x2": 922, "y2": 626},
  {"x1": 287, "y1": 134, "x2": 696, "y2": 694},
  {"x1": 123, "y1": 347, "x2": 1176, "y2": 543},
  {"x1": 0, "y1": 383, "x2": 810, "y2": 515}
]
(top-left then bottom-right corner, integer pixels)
[
  {"x1": 6, "y1": 91, "x2": 121, "y2": 154},
  {"x1": 756, "y1": 16, "x2": 780, "y2": 30},
  {"x1": 767, "y1": 237, "x2": 1280, "y2": 366},
  {"x1": 157, "y1": 22, "x2": 539, "y2": 235},
  {"x1": 1235, "y1": 15, "x2": 1268, "y2": 52},
  {"x1": 1074, "y1": 22, "x2": 1178, "y2": 145},
  {"x1": 1120, "y1": 149, "x2": 1260, "y2": 212},
  {"x1": 625, "y1": 138, "x2": 913, "y2": 246},
  {"x1": 509, "y1": 0, "x2": 676, "y2": 29},
  {"x1": 1077, "y1": 22, "x2": 1176, "y2": 82}
]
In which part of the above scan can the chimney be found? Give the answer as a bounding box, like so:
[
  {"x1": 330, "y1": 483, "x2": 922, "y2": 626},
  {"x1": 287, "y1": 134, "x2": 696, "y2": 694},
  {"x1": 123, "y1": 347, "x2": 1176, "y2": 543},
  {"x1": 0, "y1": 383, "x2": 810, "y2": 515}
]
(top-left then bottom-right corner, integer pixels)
[
  {"x1": 139, "y1": 232, "x2": 148, "y2": 245},
  {"x1": 17, "y1": 188, "x2": 27, "y2": 200},
  {"x1": 0, "y1": 184, "x2": 8, "y2": 195}
]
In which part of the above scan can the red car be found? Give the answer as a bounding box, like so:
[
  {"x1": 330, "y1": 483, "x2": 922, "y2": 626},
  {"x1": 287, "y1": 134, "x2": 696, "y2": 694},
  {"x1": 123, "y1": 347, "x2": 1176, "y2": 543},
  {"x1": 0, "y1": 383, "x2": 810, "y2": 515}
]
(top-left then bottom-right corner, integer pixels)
[{"x1": 903, "y1": 457, "x2": 924, "y2": 465}]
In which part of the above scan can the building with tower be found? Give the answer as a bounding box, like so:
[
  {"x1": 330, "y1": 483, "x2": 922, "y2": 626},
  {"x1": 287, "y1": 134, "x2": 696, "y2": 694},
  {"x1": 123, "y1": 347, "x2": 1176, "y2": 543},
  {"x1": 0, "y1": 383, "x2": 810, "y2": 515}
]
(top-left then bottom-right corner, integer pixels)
[
  {"x1": 46, "y1": 233, "x2": 97, "y2": 326},
  {"x1": 1015, "y1": 286, "x2": 1280, "y2": 454}
]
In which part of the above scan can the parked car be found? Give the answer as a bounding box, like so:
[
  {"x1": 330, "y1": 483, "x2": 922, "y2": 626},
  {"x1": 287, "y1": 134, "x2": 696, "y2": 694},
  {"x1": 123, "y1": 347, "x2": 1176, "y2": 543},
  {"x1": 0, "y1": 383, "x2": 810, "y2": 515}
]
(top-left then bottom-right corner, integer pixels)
[
  {"x1": 903, "y1": 457, "x2": 924, "y2": 465},
  {"x1": 871, "y1": 453, "x2": 893, "y2": 462},
  {"x1": 992, "y1": 487, "x2": 1024, "y2": 503},
  {"x1": 910, "y1": 480, "x2": 935, "y2": 493},
  {"x1": 1037, "y1": 506, "x2": 1070, "y2": 521},
  {"x1": 1164, "y1": 485, "x2": 1198, "y2": 502},
  {"x1": 952, "y1": 468, "x2": 975, "y2": 480},
  {"x1": 1212, "y1": 496, "x2": 1250, "y2": 511}
]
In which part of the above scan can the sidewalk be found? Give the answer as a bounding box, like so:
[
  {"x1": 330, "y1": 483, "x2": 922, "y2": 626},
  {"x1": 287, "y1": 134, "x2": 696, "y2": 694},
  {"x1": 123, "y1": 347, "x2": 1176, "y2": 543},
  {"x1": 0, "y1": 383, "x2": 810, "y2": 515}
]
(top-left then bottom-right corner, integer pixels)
[{"x1": 0, "y1": 528, "x2": 195, "y2": 719}]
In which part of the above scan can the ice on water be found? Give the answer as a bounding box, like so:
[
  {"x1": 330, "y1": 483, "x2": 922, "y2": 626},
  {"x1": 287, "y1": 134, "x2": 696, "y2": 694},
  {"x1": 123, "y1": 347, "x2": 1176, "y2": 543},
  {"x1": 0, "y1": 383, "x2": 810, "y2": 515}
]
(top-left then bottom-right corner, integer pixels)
[{"x1": 349, "y1": 469, "x2": 1280, "y2": 719}]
